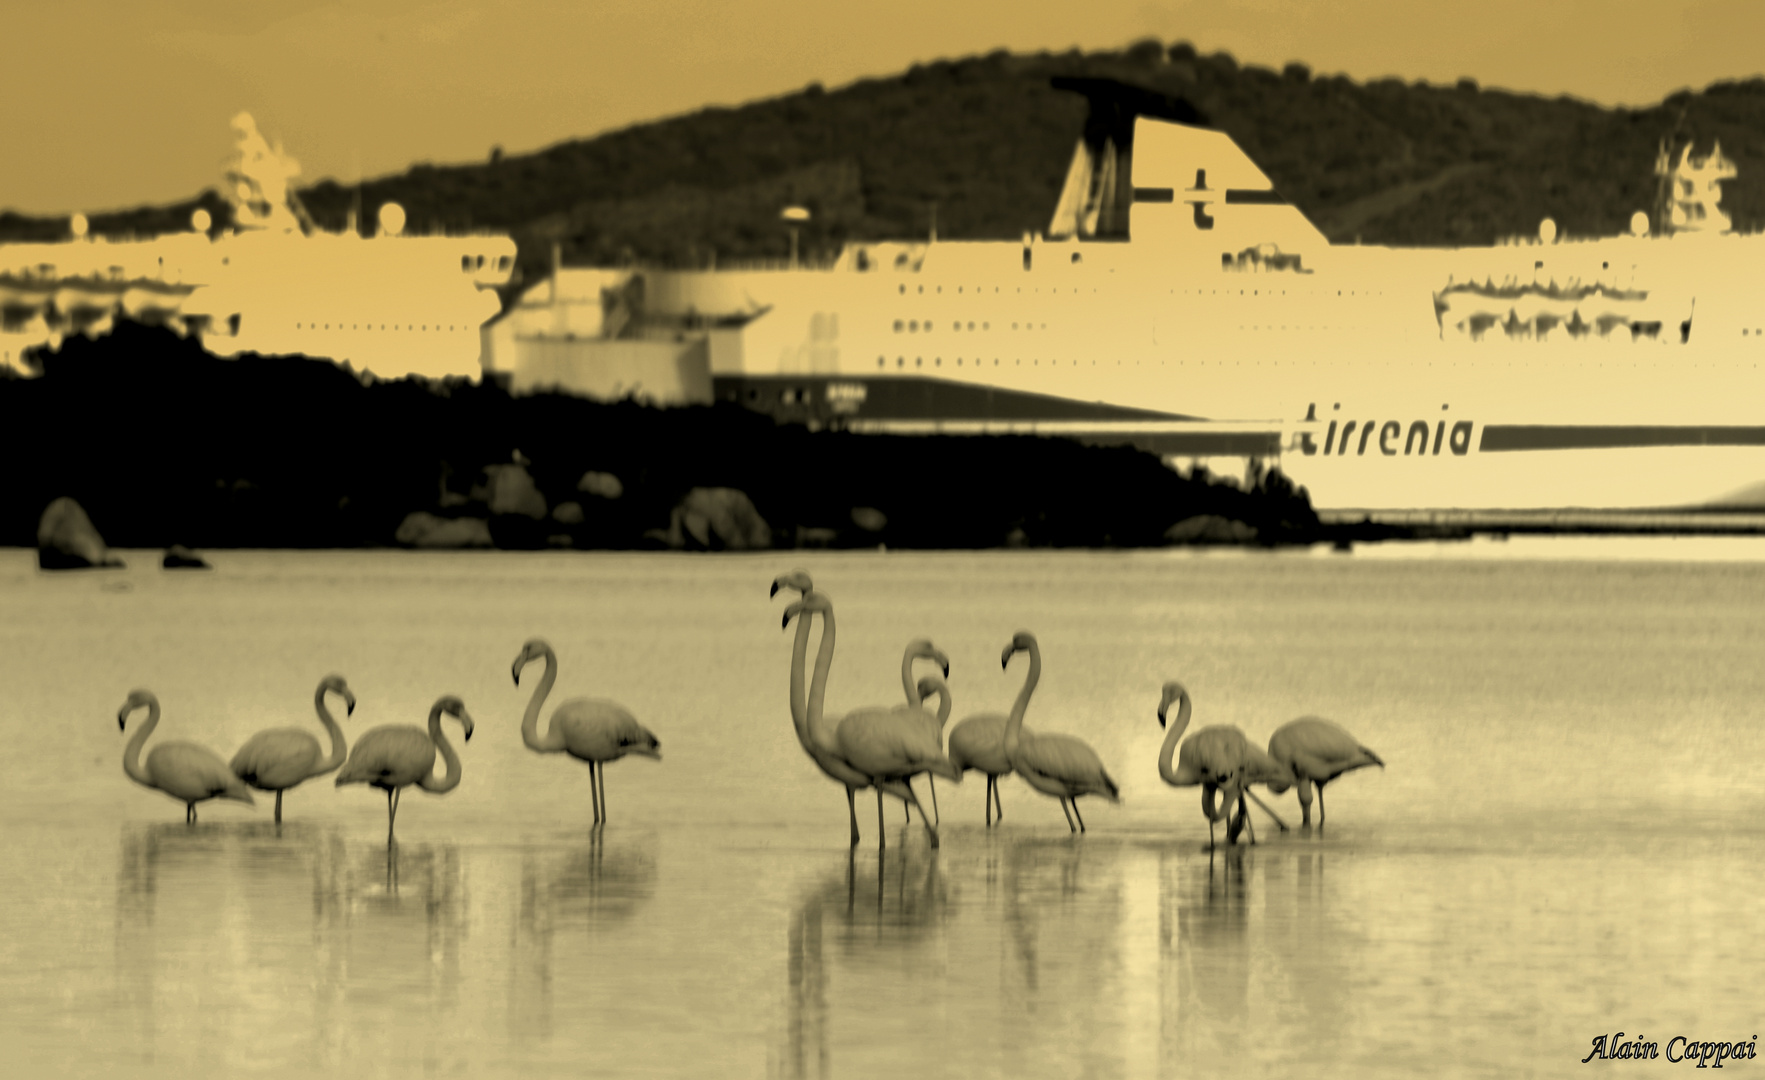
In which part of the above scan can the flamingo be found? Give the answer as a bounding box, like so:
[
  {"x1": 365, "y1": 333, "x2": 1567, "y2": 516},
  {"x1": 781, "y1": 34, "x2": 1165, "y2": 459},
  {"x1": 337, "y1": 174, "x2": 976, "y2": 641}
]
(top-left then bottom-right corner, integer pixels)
[
  {"x1": 511, "y1": 638, "x2": 662, "y2": 827},
  {"x1": 999, "y1": 632, "x2": 1119, "y2": 833},
  {"x1": 230, "y1": 674, "x2": 354, "y2": 824},
  {"x1": 908, "y1": 672, "x2": 954, "y2": 825},
  {"x1": 899, "y1": 638, "x2": 951, "y2": 825},
  {"x1": 1266, "y1": 717, "x2": 1385, "y2": 827},
  {"x1": 947, "y1": 697, "x2": 1040, "y2": 829},
  {"x1": 1155, "y1": 681, "x2": 1290, "y2": 848},
  {"x1": 334, "y1": 695, "x2": 474, "y2": 844},
  {"x1": 832, "y1": 690, "x2": 962, "y2": 850},
  {"x1": 777, "y1": 586, "x2": 917, "y2": 846},
  {"x1": 118, "y1": 689, "x2": 256, "y2": 823}
]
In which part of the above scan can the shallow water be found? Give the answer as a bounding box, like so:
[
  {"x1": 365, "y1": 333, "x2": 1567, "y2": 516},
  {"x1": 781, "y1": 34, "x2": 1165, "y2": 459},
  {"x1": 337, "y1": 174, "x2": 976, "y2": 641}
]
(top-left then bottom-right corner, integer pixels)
[{"x1": 4, "y1": 542, "x2": 1763, "y2": 1078}]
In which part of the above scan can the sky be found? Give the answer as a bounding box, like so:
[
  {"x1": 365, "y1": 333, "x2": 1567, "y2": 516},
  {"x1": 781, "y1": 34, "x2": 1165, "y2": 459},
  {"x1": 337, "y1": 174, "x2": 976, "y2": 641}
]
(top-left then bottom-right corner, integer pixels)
[{"x1": 3, "y1": 0, "x2": 1763, "y2": 216}]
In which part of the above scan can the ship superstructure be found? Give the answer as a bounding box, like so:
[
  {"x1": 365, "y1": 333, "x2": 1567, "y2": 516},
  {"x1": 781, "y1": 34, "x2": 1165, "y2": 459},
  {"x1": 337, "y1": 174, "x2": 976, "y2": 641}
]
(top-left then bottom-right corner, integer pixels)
[{"x1": 2, "y1": 113, "x2": 517, "y2": 381}]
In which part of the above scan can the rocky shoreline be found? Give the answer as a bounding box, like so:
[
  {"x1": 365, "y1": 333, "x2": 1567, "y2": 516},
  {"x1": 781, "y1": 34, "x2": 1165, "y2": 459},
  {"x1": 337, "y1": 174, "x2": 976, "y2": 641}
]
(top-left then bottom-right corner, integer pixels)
[{"x1": 9, "y1": 323, "x2": 1460, "y2": 562}]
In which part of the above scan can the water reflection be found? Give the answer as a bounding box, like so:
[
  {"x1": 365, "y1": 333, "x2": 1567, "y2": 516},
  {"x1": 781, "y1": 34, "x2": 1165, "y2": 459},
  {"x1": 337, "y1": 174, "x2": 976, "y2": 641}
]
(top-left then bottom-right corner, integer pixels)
[
  {"x1": 508, "y1": 831, "x2": 658, "y2": 1047},
  {"x1": 113, "y1": 822, "x2": 470, "y2": 1075},
  {"x1": 781, "y1": 845, "x2": 948, "y2": 1079}
]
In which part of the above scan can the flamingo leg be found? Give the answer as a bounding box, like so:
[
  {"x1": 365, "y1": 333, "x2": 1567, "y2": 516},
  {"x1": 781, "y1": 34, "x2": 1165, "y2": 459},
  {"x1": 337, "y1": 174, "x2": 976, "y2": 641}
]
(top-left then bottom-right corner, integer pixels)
[
  {"x1": 1070, "y1": 797, "x2": 1087, "y2": 833},
  {"x1": 1246, "y1": 790, "x2": 1289, "y2": 832},
  {"x1": 929, "y1": 776, "x2": 939, "y2": 827},
  {"x1": 876, "y1": 789, "x2": 887, "y2": 851},
  {"x1": 993, "y1": 778, "x2": 1004, "y2": 822},
  {"x1": 186, "y1": 803, "x2": 195, "y2": 825},
  {"x1": 598, "y1": 762, "x2": 608, "y2": 825},
  {"x1": 1239, "y1": 795, "x2": 1257, "y2": 845},
  {"x1": 985, "y1": 776, "x2": 994, "y2": 827},
  {"x1": 1059, "y1": 797, "x2": 1076, "y2": 833},
  {"x1": 903, "y1": 790, "x2": 910, "y2": 823},
  {"x1": 1315, "y1": 782, "x2": 1327, "y2": 827},
  {"x1": 589, "y1": 760, "x2": 601, "y2": 826},
  {"x1": 901, "y1": 782, "x2": 939, "y2": 848},
  {"x1": 274, "y1": 790, "x2": 283, "y2": 825},
  {"x1": 846, "y1": 786, "x2": 860, "y2": 846}
]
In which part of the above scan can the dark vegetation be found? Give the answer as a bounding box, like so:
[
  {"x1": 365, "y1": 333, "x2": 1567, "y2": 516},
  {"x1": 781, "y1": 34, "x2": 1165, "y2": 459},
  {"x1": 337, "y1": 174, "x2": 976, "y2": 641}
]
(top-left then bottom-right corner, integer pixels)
[
  {"x1": 6, "y1": 42, "x2": 1764, "y2": 303},
  {"x1": 1, "y1": 323, "x2": 1362, "y2": 551}
]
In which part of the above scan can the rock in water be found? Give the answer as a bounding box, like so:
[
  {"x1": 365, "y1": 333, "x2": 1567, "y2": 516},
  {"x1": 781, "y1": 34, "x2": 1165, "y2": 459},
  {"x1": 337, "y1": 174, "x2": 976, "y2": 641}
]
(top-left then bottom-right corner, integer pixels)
[
  {"x1": 37, "y1": 498, "x2": 125, "y2": 570},
  {"x1": 395, "y1": 512, "x2": 494, "y2": 549},
  {"x1": 667, "y1": 488, "x2": 772, "y2": 551},
  {"x1": 484, "y1": 463, "x2": 547, "y2": 519},
  {"x1": 1164, "y1": 515, "x2": 1259, "y2": 544},
  {"x1": 162, "y1": 545, "x2": 211, "y2": 570}
]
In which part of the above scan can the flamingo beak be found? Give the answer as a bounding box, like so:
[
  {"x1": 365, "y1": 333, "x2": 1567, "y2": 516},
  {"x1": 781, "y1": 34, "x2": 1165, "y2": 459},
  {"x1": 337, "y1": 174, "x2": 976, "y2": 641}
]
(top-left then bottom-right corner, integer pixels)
[
  {"x1": 1156, "y1": 705, "x2": 1167, "y2": 727},
  {"x1": 117, "y1": 711, "x2": 127, "y2": 731},
  {"x1": 769, "y1": 579, "x2": 781, "y2": 598}
]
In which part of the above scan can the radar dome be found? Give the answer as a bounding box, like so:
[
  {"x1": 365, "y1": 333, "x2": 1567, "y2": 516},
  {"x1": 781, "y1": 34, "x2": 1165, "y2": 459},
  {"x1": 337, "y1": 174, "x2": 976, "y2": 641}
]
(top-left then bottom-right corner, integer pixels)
[
  {"x1": 1630, "y1": 211, "x2": 1651, "y2": 236},
  {"x1": 379, "y1": 202, "x2": 406, "y2": 237},
  {"x1": 1538, "y1": 218, "x2": 1557, "y2": 244},
  {"x1": 190, "y1": 209, "x2": 212, "y2": 233},
  {"x1": 69, "y1": 213, "x2": 88, "y2": 238}
]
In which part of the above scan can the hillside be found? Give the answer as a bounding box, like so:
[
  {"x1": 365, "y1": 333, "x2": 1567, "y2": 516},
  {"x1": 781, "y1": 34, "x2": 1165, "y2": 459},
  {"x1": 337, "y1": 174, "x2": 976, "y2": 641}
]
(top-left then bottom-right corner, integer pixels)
[{"x1": 8, "y1": 41, "x2": 1765, "y2": 299}]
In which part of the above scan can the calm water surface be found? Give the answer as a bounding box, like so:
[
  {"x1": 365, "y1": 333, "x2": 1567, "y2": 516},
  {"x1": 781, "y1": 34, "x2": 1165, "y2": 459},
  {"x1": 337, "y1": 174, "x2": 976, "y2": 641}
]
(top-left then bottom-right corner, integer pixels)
[{"x1": 3, "y1": 539, "x2": 1763, "y2": 1078}]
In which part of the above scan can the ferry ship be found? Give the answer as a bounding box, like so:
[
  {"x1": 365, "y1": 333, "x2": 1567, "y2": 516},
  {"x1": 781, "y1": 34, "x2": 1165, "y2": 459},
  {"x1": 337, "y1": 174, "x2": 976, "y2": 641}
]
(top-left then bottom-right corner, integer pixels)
[
  {"x1": 525, "y1": 77, "x2": 1765, "y2": 515},
  {"x1": 1, "y1": 113, "x2": 518, "y2": 381}
]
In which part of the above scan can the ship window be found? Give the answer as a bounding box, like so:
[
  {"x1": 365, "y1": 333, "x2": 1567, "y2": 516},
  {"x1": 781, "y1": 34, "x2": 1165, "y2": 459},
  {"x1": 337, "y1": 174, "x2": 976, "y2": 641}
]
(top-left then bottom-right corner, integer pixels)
[
  {"x1": 935, "y1": 358, "x2": 941, "y2": 366},
  {"x1": 915, "y1": 357, "x2": 922, "y2": 367},
  {"x1": 893, "y1": 320, "x2": 903, "y2": 332},
  {"x1": 983, "y1": 323, "x2": 988, "y2": 330},
  {"x1": 462, "y1": 256, "x2": 472, "y2": 272},
  {"x1": 296, "y1": 323, "x2": 301, "y2": 329},
  {"x1": 498, "y1": 257, "x2": 511, "y2": 271},
  {"x1": 909, "y1": 320, "x2": 918, "y2": 332},
  {"x1": 878, "y1": 357, "x2": 885, "y2": 366},
  {"x1": 899, "y1": 285, "x2": 905, "y2": 294},
  {"x1": 897, "y1": 357, "x2": 904, "y2": 367},
  {"x1": 477, "y1": 255, "x2": 485, "y2": 269},
  {"x1": 917, "y1": 286, "x2": 923, "y2": 294}
]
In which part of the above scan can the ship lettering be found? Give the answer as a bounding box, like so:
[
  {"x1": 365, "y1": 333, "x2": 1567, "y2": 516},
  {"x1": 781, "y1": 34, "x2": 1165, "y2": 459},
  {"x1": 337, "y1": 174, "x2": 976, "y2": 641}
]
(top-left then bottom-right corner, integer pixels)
[{"x1": 1305, "y1": 404, "x2": 1472, "y2": 457}]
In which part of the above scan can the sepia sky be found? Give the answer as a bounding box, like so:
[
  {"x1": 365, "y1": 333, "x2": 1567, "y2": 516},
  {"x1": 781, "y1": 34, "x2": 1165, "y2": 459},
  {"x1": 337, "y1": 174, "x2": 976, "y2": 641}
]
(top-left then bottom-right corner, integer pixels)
[{"x1": 3, "y1": 0, "x2": 1762, "y2": 216}]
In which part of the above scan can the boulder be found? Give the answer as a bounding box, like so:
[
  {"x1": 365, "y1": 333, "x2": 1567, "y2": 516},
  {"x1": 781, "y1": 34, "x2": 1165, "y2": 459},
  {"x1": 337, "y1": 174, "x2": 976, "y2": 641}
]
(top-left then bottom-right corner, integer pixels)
[
  {"x1": 578, "y1": 471, "x2": 624, "y2": 500},
  {"x1": 37, "y1": 497, "x2": 125, "y2": 570},
  {"x1": 162, "y1": 545, "x2": 211, "y2": 570},
  {"x1": 483, "y1": 463, "x2": 547, "y2": 519},
  {"x1": 850, "y1": 506, "x2": 888, "y2": 533},
  {"x1": 1165, "y1": 515, "x2": 1259, "y2": 544},
  {"x1": 395, "y1": 512, "x2": 494, "y2": 549},
  {"x1": 666, "y1": 488, "x2": 772, "y2": 551}
]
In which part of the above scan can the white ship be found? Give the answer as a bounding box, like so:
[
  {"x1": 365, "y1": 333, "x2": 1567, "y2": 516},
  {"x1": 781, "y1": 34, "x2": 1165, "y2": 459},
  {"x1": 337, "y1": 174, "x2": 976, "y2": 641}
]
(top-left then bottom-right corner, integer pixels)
[
  {"x1": 1, "y1": 113, "x2": 518, "y2": 381},
  {"x1": 497, "y1": 77, "x2": 1765, "y2": 515}
]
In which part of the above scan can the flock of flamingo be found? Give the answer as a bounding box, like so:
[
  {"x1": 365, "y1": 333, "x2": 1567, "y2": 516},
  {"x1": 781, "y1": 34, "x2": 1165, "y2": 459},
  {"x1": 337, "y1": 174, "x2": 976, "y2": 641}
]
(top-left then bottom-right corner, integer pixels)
[{"x1": 113, "y1": 569, "x2": 1383, "y2": 849}]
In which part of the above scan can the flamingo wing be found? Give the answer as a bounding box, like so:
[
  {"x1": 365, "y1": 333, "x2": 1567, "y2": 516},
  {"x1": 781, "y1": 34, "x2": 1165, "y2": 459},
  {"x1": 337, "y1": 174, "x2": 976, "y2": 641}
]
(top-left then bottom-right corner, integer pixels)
[
  {"x1": 147, "y1": 741, "x2": 256, "y2": 804},
  {"x1": 336, "y1": 725, "x2": 435, "y2": 788},
  {"x1": 231, "y1": 728, "x2": 324, "y2": 789}
]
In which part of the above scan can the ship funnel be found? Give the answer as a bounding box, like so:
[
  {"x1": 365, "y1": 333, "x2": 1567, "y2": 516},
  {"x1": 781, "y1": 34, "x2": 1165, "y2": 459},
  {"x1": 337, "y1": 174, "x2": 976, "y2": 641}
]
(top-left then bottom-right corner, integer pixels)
[{"x1": 1047, "y1": 77, "x2": 1210, "y2": 241}]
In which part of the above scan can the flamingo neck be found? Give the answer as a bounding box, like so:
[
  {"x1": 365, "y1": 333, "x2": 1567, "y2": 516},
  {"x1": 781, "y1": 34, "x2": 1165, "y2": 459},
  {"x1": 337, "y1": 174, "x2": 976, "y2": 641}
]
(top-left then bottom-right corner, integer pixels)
[
  {"x1": 122, "y1": 702, "x2": 157, "y2": 787},
  {"x1": 313, "y1": 686, "x2": 348, "y2": 776},
  {"x1": 1158, "y1": 691, "x2": 1191, "y2": 785},
  {"x1": 805, "y1": 604, "x2": 839, "y2": 753},
  {"x1": 901, "y1": 649, "x2": 918, "y2": 705},
  {"x1": 786, "y1": 605, "x2": 814, "y2": 744},
  {"x1": 1003, "y1": 644, "x2": 1040, "y2": 767},
  {"x1": 931, "y1": 684, "x2": 951, "y2": 727},
  {"x1": 420, "y1": 704, "x2": 464, "y2": 793},
  {"x1": 521, "y1": 647, "x2": 565, "y2": 752}
]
